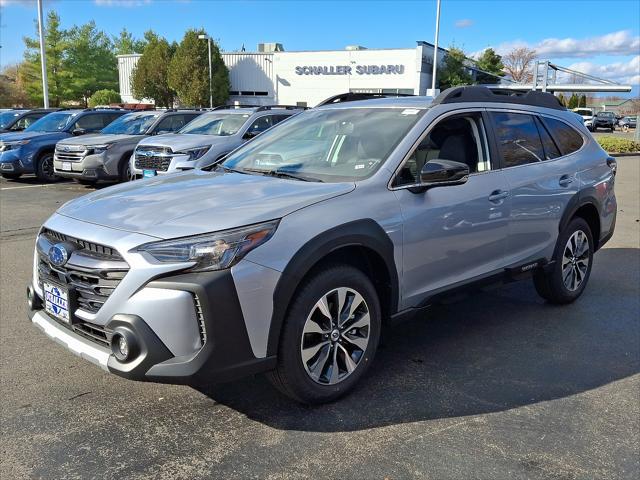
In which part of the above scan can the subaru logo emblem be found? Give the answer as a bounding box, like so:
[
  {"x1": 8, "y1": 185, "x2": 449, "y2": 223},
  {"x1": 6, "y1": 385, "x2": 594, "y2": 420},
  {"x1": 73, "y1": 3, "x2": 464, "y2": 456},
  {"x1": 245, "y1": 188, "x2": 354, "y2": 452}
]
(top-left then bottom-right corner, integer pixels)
[
  {"x1": 48, "y1": 243, "x2": 69, "y2": 267},
  {"x1": 141, "y1": 150, "x2": 153, "y2": 157},
  {"x1": 63, "y1": 146, "x2": 70, "y2": 152}
]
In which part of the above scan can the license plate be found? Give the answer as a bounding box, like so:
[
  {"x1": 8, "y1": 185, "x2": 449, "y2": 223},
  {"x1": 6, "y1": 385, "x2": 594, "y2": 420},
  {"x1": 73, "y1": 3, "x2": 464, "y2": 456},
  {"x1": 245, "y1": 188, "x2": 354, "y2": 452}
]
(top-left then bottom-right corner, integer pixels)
[
  {"x1": 61, "y1": 162, "x2": 72, "y2": 171},
  {"x1": 143, "y1": 169, "x2": 157, "y2": 178},
  {"x1": 44, "y1": 282, "x2": 70, "y2": 323}
]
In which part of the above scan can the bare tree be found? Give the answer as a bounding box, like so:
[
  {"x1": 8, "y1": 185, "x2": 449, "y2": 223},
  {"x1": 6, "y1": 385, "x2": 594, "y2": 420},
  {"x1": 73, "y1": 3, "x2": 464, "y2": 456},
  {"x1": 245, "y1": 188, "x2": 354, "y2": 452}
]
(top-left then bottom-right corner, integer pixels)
[{"x1": 503, "y1": 47, "x2": 536, "y2": 83}]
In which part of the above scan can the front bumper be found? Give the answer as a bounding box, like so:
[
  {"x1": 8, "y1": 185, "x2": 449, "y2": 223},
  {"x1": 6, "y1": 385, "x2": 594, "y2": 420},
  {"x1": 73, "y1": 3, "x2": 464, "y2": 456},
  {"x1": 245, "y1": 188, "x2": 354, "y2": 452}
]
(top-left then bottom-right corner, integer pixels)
[
  {"x1": 28, "y1": 269, "x2": 276, "y2": 384},
  {"x1": 54, "y1": 153, "x2": 118, "y2": 181},
  {"x1": 0, "y1": 150, "x2": 29, "y2": 174}
]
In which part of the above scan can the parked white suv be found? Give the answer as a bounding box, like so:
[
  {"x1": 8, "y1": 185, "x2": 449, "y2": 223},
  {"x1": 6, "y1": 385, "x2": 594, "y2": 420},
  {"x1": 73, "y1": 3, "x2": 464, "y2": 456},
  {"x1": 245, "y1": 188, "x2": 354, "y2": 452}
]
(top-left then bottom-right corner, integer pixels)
[{"x1": 130, "y1": 105, "x2": 305, "y2": 178}]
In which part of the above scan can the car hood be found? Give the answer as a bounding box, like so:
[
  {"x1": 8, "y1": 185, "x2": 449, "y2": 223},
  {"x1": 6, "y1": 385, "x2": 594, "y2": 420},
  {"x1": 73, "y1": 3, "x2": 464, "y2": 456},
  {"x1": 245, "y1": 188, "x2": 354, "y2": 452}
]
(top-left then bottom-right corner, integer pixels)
[
  {"x1": 57, "y1": 169, "x2": 355, "y2": 239},
  {"x1": 58, "y1": 133, "x2": 145, "y2": 146},
  {"x1": 0, "y1": 130, "x2": 65, "y2": 142},
  {"x1": 137, "y1": 133, "x2": 234, "y2": 151}
]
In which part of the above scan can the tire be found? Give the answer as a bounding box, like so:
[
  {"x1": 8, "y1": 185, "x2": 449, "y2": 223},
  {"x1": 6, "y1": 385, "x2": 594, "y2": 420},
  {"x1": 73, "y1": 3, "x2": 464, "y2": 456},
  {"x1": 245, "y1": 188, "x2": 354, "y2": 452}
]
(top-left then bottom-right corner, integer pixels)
[
  {"x1": 119, "y1": 158, "x2": 133, "y2": 182},
  {"x1": 35, "y1": 152, "x2": 58, "y2": 183},
  {"x1": 267, "y1": 264, "x2": 382, "y2": 404},
  {"x1": 1, "y1": 173, "x2": 22, "y2": 180},
  {"x1": 534, "y1": 217, "x2": 594, "y2": 305}
]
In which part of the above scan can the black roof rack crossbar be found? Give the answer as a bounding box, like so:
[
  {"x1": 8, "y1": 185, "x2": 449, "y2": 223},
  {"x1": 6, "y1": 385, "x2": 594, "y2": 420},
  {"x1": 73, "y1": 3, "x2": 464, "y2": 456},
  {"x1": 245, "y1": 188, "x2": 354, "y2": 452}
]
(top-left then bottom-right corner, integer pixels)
[
  {"x1": 432, "y1": 86, "x2": 565, "y2": 110},
  {"x1": 316, "y1": 92, "x2": 416, "y2": 107},
  {"x1": 255, "y1": 105, "x2": 308, "y2": 112}
]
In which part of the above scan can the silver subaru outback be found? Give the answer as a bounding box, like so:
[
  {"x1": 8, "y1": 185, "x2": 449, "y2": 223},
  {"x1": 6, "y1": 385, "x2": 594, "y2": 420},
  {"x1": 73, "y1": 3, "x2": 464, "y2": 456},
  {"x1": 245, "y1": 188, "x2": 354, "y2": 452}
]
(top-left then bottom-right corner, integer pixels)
[{"x1": 27, "y1": 87, "x2": 617, "y2": 404}]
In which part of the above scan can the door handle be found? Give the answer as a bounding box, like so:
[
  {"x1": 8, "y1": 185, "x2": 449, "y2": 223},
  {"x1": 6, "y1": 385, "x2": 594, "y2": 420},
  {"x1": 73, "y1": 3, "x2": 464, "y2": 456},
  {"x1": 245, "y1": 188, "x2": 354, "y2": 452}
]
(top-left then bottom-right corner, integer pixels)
[
  {"x1": 488, "y1": 190, "x2": 509, "y2": 202},
  {"x1": 559, "y1": 175, "x2": 574, "y2": 187}
]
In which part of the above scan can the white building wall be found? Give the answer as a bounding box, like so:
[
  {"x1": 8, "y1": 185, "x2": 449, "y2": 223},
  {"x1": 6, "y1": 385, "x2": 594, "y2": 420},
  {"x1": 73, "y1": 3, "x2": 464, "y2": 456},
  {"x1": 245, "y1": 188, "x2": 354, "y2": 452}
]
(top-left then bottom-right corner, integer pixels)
[
  {"x1": 117, "y1": 54, "x2": 142, "y2": 103},
  {"x1": 272, "y1": 48, "x2": 421, "y2": 107},
  {"x1": 221, "y1": 52, "x2": 275, "y2": 105}
]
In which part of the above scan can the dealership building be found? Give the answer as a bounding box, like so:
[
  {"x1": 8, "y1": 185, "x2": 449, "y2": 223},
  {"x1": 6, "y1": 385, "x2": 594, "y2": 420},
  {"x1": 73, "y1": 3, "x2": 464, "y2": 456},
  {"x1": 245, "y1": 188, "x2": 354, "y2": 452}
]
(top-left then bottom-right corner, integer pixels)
[{"x1": 117, "y1": 41, "x2": 458, "y2": 107}]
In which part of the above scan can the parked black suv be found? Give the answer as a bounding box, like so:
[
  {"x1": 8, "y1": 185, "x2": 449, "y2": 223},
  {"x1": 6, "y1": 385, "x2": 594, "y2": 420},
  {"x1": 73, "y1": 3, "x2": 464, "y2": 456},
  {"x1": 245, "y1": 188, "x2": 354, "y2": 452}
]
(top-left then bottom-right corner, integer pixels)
[{"x1": 593, "y1": 111, "x2": 616, "y2": 132}]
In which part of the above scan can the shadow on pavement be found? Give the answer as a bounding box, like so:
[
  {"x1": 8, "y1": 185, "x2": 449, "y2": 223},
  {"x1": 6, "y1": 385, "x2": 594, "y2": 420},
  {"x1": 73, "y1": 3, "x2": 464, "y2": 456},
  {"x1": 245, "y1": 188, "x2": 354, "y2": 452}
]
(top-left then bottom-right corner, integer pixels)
[{"x1": 197, "y1": 247, "x2": 640, "y2": 432}]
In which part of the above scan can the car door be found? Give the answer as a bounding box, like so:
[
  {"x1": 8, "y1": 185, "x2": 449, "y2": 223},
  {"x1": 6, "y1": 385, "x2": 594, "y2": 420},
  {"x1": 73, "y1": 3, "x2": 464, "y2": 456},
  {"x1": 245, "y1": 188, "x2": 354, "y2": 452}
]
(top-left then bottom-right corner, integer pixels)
[
  {"x1": 488, "y1": 110, "x2": 581, "y2": 265},
  {"x1": 391, "y1": 110, "x2": 511, "y2": 308}
]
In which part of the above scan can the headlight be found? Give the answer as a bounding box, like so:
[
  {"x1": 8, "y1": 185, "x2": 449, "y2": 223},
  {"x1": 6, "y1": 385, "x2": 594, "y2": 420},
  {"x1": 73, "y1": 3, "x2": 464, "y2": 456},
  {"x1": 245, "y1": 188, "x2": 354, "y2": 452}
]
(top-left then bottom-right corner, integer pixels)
[
  {"x1": 88, "y1": 144, "x2": 113, "y2": 154},
  {"x1": 134, "y1": 220, "x2": 279, "y2": 272},
  {"x1": 177, "y1": 145, "x2": 211, "y2": 161},
  {"x1": 0, "y1": 140, "x2": 30, "y2": 152}
]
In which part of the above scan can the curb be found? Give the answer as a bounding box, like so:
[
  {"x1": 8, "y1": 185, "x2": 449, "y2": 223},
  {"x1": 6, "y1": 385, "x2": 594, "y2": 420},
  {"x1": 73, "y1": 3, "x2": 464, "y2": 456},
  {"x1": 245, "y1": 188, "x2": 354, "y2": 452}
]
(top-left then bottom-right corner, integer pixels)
[{"x1": 608, "y1": 152, "x2": 640, "y2": 157}]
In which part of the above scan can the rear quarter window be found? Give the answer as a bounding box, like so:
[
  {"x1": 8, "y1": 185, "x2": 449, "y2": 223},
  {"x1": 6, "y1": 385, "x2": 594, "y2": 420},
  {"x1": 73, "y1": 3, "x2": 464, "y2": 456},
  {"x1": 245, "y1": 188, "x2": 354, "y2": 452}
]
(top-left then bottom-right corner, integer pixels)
[{"x1": 542, "y1": 117, "x2": 584, "y2": 156}]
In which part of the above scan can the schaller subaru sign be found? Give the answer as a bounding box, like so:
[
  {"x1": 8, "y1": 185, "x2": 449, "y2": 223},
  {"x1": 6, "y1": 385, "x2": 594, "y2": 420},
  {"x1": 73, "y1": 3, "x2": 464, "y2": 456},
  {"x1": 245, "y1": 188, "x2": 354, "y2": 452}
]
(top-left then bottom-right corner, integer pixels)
[{"x1": 295, "y1": 65, "x2": 406, "y2": 75}]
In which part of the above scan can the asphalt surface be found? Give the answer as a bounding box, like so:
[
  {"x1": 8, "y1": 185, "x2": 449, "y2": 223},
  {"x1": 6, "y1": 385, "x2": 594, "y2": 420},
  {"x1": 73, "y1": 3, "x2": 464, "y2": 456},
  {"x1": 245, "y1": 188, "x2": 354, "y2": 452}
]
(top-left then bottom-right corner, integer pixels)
[{"x1": 1, "y1": 161, "x2": 639, "y2": 480}]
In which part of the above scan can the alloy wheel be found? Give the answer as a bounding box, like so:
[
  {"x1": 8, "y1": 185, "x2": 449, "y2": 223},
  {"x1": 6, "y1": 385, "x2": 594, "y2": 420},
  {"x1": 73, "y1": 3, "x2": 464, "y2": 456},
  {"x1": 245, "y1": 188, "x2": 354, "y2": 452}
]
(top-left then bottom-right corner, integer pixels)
[
  {"x1": 300, "y1": 287, "x2": 370, "y2": 385},
  {"x1": 562, "y1": 230, "x2": 590, "y2": 291},
  {"x1": 42, "y1": 155, "x2": 56, "y2": 181}
]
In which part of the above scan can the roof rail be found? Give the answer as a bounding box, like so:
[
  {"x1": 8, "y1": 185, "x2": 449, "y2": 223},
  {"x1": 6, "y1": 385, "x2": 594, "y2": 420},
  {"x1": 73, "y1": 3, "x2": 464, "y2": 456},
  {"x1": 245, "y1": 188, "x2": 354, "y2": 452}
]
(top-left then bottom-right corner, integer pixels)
[
  {"x1": 255, "y1": 105, "x2": 308, "y2": 112},
  {"x1": 432, "y1": 86, "x2": 565, "y2": 111},
  {"x1": 316, "y1": 92, "x2": 416, "y2": 107},
  {"x1": 211, "y1": 104, "x2": 261, "y2": 110},
  {"x1": 82, "y1": 107, "x2": 127, "y2": 112}
]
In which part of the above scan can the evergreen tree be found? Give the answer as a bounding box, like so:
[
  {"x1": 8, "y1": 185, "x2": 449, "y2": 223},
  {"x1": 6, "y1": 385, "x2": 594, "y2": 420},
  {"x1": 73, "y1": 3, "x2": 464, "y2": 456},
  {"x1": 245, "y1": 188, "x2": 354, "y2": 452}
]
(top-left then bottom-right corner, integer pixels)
[
  {"x1": 475, "y1": 48, "x2": 504, "y2": 84},
  {"x1": 130, "y1": 31, "x2": 176, "y2": 107},
  {"x1": 169, "y1": 29, "x2": 229, "y2": 107},
  {"x1": 113, "y1": 28, "x2": 147, "y2": 55},
  {"x1": 438, "y1": 46, "x2": 473, "y2": 90},
  {"x1": 579, "y1": 94, "x2": 587, "y2": 108},
  {"x1": 21, "y1": 11, "x2": 68, "y2": 107},
  {"x1": 567, "y1": 93, "x2": 580, "y2": 109}
]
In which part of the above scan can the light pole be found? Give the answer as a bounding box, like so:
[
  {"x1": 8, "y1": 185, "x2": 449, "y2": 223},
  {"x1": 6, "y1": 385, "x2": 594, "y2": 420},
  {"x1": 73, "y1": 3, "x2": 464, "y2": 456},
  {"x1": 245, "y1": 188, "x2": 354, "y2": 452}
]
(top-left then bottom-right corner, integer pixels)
[
  {"x1": 198, "y1": 34, "x2": 213, "y2": 108},
  {"x1": 430, "y1": 0, "x2": 442, "y2": 95},
  {"x1": 37, "y1": 0, "x2": 49, "y2": 108}
]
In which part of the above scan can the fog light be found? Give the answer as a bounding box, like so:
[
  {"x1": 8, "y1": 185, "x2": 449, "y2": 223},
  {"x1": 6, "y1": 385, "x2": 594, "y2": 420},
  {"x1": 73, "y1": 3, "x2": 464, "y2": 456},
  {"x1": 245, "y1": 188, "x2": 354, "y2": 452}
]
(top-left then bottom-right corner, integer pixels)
[
  {"x1": 27, "y1": 285, "x2": 42, "y2": 311},
  {"x1": 111, "y1": 329, "x2": 138, "y2": 362},
  {"x1": 118, "y1": 336, "x2": 129, "y2": 358}
]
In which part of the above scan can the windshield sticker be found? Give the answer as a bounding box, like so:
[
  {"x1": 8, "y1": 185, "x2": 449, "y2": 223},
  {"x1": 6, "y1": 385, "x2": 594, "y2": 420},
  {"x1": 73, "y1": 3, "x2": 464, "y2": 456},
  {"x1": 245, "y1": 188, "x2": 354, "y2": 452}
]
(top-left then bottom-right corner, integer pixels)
[{"x1": 401, "y1": 109, "x2": 420, "y2": 115}]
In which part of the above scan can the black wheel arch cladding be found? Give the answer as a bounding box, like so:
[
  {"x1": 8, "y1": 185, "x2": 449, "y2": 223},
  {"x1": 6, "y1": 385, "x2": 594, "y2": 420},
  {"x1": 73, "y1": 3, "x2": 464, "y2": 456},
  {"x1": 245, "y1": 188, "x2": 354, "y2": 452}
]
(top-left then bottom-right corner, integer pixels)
[{"x1": 267, "y1": 218, "x2": 398, "y2": 357}]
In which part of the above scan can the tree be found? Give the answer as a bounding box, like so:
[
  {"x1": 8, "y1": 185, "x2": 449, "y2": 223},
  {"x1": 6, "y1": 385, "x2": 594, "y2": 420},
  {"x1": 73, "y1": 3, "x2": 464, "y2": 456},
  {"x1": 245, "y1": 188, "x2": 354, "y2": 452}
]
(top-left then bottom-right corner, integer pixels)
[
  {"x1": 567, "y1": 93, "x2": 580, "y2": 109},
  {"x1": 556, "y1": 93, "x2": 567, "y2": 107},
  {"x1": 503, "y1": 47, "x2": 536, "y2": 83},
  {"x1": 475, "y1": 48, "x2": 504, "y2": 84},
  {"x1": 21, "y1": 11, "x2": 68, "y2": 106},
  {"x1": 169, "y1": 29, "x2": 229, "y2": 107},
  {"x1": 438, "y1": 46, "x2": 473, "y2": 90},
  {"x1": 0, "y1": 63, "x2": 30, "y2": 107},
  {"x1": 65, "y1": 21, "x2": 119, "y2": 106},
  {"x1": 113, "y1": 28, "x2": 146, "y2": 55},
  {"x1": 88, "y1": 89, "x2": 122, "y2": 107},
  {"x1": 130, "y1": 31, "x2": 176, "y2": 107},
  {"x1": 579, "y1": 94, "x2": 587, "y2": 108}
]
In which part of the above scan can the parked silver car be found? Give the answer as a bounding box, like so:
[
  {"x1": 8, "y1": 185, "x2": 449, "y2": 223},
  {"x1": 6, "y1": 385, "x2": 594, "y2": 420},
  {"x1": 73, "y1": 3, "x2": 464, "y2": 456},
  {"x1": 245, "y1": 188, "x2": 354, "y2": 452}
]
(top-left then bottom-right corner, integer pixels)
[
  {"x1": 54, "y1": 110, "x2": 202, "y2": 184},
  {"x1": 130, "y1": 105, "x2": 304, "y2": 178},
  {"x1": 27, "y1": 87, "x2": 617, "y2": 403}
]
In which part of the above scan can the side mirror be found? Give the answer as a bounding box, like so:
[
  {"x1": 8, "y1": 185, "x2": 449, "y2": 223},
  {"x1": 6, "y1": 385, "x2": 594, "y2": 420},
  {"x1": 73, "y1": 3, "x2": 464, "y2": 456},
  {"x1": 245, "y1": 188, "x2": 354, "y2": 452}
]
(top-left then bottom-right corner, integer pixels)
[
  {"x1": 72, "y1": 128, "x2": 86, "y2": 136},
  {"x1": 243, "y1": 131, "x2": 257, "y2": 140},
  {"x1": 413, "y1": 159, "x2": 469, "y2": 191}
]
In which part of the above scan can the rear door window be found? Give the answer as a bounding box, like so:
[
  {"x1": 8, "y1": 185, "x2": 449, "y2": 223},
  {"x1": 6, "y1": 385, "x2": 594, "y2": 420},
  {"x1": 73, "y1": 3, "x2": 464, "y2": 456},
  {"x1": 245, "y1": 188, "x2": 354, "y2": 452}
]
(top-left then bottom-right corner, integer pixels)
[
  {"x1": 490, "y1": 112, "x2": 544, "y2": 167},
  {"x1": 534, "y1": 117, "x2": 561, "y2": 160},
  {"x1": 74, "y1": 114, "x2": 105, "y2": 132},
  {"x1": 541, "y1": 117, "x2": 584, "y2": 156}
]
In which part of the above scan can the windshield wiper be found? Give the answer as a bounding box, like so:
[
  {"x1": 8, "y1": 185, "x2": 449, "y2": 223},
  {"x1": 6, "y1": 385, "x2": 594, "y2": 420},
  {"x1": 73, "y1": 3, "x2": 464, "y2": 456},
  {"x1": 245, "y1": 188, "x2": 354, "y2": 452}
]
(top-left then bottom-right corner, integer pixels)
[
  {"x1": 241, "y1": 167, "x2": 321, "y2": 182},
  {"x1": 212, "y1": 164, "x2": 245, "y2": 174}
]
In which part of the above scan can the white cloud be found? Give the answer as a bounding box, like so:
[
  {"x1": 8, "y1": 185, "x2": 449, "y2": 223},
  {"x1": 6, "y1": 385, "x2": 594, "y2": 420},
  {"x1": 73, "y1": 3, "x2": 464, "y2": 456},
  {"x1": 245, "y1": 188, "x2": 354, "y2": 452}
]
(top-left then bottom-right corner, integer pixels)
[
  {"x1": 566, "y1": 56, "x2": 640, "y2": 85},
  {"x1": 455, "y1": 19, "x2": 474, "y2": 28},
  {"x1": 94, "y1": 0, "x2": 151, "y2": 6},
  {"x1": 477, "y1": 30, "x2": 640, "y2": 59}
]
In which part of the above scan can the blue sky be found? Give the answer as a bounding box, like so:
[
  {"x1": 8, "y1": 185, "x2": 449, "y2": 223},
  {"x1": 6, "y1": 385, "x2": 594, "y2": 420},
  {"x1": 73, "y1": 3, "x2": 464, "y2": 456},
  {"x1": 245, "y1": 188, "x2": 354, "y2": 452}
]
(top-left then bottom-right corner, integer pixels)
[{"x1": 1, "y1": 0, "x2": 639, "y2": 96}]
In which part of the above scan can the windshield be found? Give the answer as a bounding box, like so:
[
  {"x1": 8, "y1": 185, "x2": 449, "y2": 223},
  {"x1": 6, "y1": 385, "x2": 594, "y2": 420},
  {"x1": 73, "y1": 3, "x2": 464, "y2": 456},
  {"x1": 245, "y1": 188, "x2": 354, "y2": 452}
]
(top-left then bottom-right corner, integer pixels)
[
  {"x1": 0, "y1": 111, "x2": 26, "y2": 128},
  {"x1": 25, "y1": 112, "x2": 76, "y2": 132},
  {"x1": 574, "y1": 109, "x2": 593, "y2": 116},
  {"x1": 179, "y1": 113, "x2": 249, "y2": 136},
  {"x1": 101, "y1": 112, "x2": 159, "y2": 135},
  {"x1": 222, "y1": 107, "x2": 424, "y2": 182}
]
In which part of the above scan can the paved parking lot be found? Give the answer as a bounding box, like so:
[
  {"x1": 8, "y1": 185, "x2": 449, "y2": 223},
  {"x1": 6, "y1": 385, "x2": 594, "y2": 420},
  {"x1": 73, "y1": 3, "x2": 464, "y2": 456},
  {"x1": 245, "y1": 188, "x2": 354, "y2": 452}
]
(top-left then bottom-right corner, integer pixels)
[{"x1": 1, "y1": 160, "x2": 639, "y2": 480}]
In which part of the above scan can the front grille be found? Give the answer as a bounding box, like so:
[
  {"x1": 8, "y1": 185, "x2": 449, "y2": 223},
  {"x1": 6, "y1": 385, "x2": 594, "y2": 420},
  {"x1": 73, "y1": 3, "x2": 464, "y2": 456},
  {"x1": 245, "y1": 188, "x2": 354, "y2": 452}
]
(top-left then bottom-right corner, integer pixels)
[
  {"x1": 134, "y1": 146, "x2": 173, "y2": 171},
  {"x1": 55, "y1": 147, "x2": 87, "y2": 162},
  {"x1": 37, "y1": 228, "x2": 129, "y2": 316}
]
